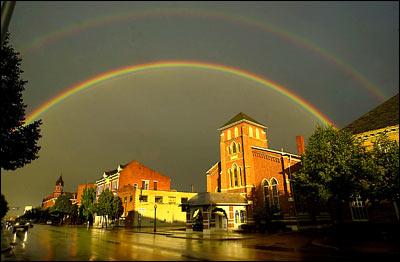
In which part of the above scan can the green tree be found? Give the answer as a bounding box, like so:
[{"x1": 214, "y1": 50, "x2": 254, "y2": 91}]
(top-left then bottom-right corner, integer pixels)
[
  {"x1": 111, "y1": 196, "x2": 124, "y2": 227},
  {"x1": 368, "y1": 134, "x2": 400, "y2": 221},
  {"x1": 1, "y1": 34, "x2": 42, "y2": 225},
  {"x1": 1, "y1": 33, "x2": 41, "y2": 172},
  {"x1": 96, "y1": 189, "x2": 114, "y2": 228},
  {"x1": 0, "y1": 194, "x2": 9, "y2": 220},
  {"x1": 52, "y1": 194, "x2": 74, "y2": 225},
  {"x1": 81, "y1": 187, "x2": 96, "y2": 227},
  {"x1": 292, "y1": 125, "x2": 373, "y2": 224}
]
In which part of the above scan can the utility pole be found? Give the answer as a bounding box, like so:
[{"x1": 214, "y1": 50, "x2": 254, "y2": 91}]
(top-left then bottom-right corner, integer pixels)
[
  {"x1": 1, "y1": 1, "x2": 16, "y2": 44},
  {"x1": 153, "y1": 204, "x2": 157, "y2": 232}
]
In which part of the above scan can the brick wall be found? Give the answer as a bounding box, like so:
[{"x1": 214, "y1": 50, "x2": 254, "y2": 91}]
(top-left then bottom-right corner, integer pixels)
[{"x1": 118, "y1": 160, "x2": 170, "y2": 191}]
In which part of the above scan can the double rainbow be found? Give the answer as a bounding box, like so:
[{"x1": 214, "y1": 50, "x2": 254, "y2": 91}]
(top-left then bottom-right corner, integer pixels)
[{"x1": 20, "y1": 7, "x2": 386, "y2": 102}]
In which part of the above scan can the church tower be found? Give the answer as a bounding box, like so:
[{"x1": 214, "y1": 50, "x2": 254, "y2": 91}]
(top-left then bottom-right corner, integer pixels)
[
  {"x1": 218, "y1": 112, "x2": 268, "y2": 195},
  {"x1": 54, "y1": 175, "x2": 64, "y2": 198}
]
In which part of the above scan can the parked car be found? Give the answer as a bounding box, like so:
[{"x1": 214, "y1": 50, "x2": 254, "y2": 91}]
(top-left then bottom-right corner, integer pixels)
[{"x1": 46, "y1": 221, "x2": 52, "y2": 225}]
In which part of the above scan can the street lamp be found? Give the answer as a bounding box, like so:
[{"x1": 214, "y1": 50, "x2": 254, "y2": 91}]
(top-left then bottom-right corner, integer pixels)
[{"x1": 153, "y1": 203, "x2": 157, "y2": 232}]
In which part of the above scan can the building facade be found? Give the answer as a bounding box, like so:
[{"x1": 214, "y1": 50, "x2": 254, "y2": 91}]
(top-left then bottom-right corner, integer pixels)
[
  {"x1": 94, "y1": 160, "x2": 194, "y2": 227},
  {"x1": 186, "y1": 113, "x2": 303, "y2": 232},
  {"x1": 42, "y1": 176, "x2": 77, "y2": 209}
]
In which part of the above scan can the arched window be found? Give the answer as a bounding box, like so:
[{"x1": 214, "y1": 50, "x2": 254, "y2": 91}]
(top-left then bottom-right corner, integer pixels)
[
  {"x1": 234, "y1": 210, "x2": 239, "y2": 223},
  {"x1": 256, "y1": 128, "x2": 260, "y2": 139},
  {"x1": 262, "y1": 179, "x2": 270, "y2": 209},
  {"x1": 240, "y1": 210, "x2": 245, "y2": 223},
  {"x1": 234, "y1": 127, "x2": 239, "y2": 137},
  {"x1": 271, "y1": 178, "x2": 280, "y2": 209},
  {"x1": 234, "y1": 167, "x2": 238, "y2": 187},
  {"x1": 249, "y1": 127, "x2": 253, "y2": 137},
  {"x1": 227, "y1": 130, "x2": 231, "y2": 140},
  {"x1": 232, "y1": 142, "x2": 237, "y2": 154}
]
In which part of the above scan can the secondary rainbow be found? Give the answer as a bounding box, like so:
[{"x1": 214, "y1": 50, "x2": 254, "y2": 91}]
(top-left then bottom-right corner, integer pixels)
[
  {"x1": 20, "y1": 7, "x2": 386, "y2": 102},
  {"x1": 25, "y1": 61, "x2": 336, "y2": 127}
]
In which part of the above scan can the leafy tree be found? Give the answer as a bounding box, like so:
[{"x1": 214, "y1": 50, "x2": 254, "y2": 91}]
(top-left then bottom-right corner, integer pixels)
[
  {"x1": 52, "y1": 194, "x2": 74, "y2": 224},
  {"x1": 96, "y1": 189, "x2": 114, "y2": 228},
  {"x1": 292, "y1": 125, "x2": 373, "y2": 224},
  {"x1": 0, "y1": 194, "x2": 9, "y2": 220},
  {"x1": 1, "y1": 33, "x2": 41, "y2": 172},
  {"x1": 111, "y1": 196, "x2": 124, "y2": 226},
  {"x1": 81, "y1": 187, "x2": 96, "y2": 226},
  {"x1": 368, "y1": 134, "x2": 400, "y2": 221}
]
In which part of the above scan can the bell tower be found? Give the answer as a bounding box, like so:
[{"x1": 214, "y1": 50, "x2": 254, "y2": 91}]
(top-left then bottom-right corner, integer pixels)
[
  {"x1": 218, "y1": 113, "x2": 268, "y2": 194},
  {"x1": 54, "y1": 175, "x2": 64, "y2": 198}
]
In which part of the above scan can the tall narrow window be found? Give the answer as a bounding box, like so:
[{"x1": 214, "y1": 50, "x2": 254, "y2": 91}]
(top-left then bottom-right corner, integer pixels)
[
  {"x1": 271, "y1": 178, "x2": 280, "y2": 209},
  {"x1": 234, "y1": 127, "x2": 239, "y2": 137},
  {"x1": 235, "y1": 210, "x2": 239, "y2": 223},
  {"x1": 263, "y1": 180, "x2": 270, "y2": 210},
  {"x1": 249, "y1": 127, "x2": 253, "y2": 138},
  {"x1": 227, "y1": 130, "x2": 231, "y2": 140},
  {"x1": 240, "y1": 210, "x2": 245, "y2": 223},
  {"x1": 232, "y1": 142, "x2": 237, "y2": 154},
  {"x1": 239, "y1": 167, "x2": 244, "y2": 186},
  {"x1": 141, "y1": 180, "x2": 149, "y2": 190},
  {"x1": 234, "y1": 167, "x2": 238, "y2": 187},
  {"x1": 256, "y1": 128, "x2": 260, "y2": 139},
  {"x1": 229, "y1": 170, "x2": 233, "y2": 188},
  {"x1": 153, "y1": 181, "x2": 158, "y2": 190}
]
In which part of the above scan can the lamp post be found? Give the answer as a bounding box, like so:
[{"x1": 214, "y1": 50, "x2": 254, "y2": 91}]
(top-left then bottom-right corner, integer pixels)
[{"x1": 153, "y1": 203, "x2": 157, "y2": 232}]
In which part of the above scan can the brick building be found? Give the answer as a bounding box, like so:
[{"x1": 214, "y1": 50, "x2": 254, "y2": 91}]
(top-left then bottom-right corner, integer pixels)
[
  {"x1": 187, "y1": 113, "x2": 303, "y2": 232},
  {"x1": 42, "y1": 176, "x2": 77, "y2": 209},
  {"x1": 94, "y1": 160, "x2": 195, "y2": 227}
]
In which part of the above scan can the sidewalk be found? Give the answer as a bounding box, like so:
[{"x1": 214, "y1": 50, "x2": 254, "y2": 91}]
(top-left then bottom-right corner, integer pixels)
[{"x1": 138, "y1": 227, "x2": 253, "y2": 240}]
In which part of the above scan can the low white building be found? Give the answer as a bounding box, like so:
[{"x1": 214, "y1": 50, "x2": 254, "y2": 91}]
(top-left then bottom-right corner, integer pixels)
[{"x1": 185, "y1": 192, "x2": 249, "y2": 233}]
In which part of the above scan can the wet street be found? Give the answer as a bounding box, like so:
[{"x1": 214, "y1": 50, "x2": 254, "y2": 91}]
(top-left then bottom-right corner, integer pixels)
[{"x1": 0, "y1": 224, "x2": 389, "y2": 261}]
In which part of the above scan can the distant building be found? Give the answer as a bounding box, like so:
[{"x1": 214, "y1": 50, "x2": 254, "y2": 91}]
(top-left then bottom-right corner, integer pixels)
[
  {"x1": 343, "y1": 93, "x2": 399, "y2": 150},
  {"x1": 94, "y1": 160, "x2": 196, "y2": 227},
  {"x1": 41, "y1": 176, "x2": 77, "y2": 209},
  {"x1": 24, "y1": 206, "x2": 33, "y2": 214},
  {"x1": 186, "y1": 113, "x2": 303, "y2": 232}
]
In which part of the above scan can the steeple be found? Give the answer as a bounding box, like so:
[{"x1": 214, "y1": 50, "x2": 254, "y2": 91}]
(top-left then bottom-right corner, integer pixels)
[{"x1": 56, "y1": 175, "x2": 64, "y2": 186}]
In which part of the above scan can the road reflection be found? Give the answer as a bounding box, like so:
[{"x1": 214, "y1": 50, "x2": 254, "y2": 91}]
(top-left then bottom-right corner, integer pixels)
[{"x1": 1, "y1": 224, "x2": 312, "y2": 261}]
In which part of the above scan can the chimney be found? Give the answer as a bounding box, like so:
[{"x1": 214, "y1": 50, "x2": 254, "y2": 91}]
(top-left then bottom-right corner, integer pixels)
[{"x1": 296, "y1": 135, "x2": 305, "y2": 155}]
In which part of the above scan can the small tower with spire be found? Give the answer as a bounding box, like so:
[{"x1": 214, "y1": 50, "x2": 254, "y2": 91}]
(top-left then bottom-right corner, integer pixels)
[{"x1": 54, "y1": 175, "x2": 64, "y2": 198}]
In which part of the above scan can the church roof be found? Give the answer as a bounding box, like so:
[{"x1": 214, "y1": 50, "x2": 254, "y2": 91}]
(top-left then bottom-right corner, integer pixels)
[
  {"x1": 187, "y1": 192, "x2": 248, "y2": 206},
  {"x1": 343, "y1": 93, "x2": 399, "y2": 134},
  {"x1": 220, "y1": 112, "x2": 266, "y2": 129}
]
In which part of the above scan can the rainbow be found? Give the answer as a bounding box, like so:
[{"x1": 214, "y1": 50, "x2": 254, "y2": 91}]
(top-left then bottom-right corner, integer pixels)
[
  {"x1": 25, "y1": 61, "x2": 336, "y2": 127},
  {"x1": 20, "y1": 7, "x2": 386, "y2": 102}
]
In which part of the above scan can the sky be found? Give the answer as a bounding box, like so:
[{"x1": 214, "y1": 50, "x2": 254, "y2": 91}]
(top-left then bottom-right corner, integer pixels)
[{"x1": 1, "y1": 1, "x2": 399, "y2": 213}]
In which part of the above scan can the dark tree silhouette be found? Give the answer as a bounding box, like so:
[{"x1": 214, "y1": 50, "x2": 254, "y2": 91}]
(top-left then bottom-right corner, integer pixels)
[
  {"x1": 1, "y1": 33, "x2": 41, "y2": 172},
  {"x1": 0, "y1": 194, "x2": 9, "y2": 220}
]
